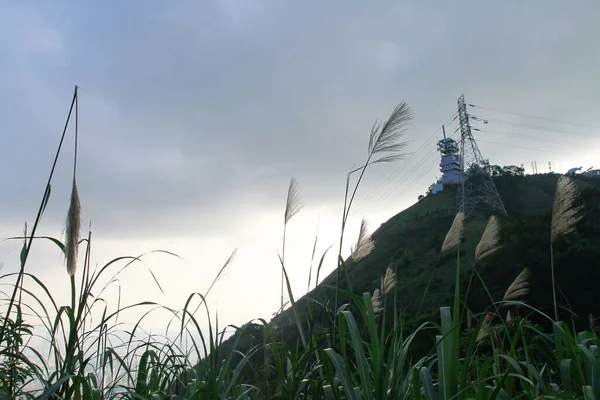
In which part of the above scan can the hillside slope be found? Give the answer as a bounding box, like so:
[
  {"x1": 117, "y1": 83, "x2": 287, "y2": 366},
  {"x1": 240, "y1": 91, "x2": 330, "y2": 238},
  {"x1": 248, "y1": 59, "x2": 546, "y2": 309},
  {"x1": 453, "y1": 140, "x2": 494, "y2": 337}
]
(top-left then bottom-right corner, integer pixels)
[
  {"x1": 197, "y1": 172, "x2": 600, "y2": 385},
  {"x1": 276, "y1": 172, "x2": 600, "y2": 331}
]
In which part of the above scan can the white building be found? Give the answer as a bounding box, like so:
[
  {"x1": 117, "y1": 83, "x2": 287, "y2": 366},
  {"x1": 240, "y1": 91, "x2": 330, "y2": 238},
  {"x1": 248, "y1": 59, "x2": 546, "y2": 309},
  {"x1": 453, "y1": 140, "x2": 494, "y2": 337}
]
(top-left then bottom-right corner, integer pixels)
[
  {"x1": 437, "y1": 137, "x2": 462, "y2": 185},
  {"x1": 430, "y1": 133, "x2": 463, "y2": 195}
]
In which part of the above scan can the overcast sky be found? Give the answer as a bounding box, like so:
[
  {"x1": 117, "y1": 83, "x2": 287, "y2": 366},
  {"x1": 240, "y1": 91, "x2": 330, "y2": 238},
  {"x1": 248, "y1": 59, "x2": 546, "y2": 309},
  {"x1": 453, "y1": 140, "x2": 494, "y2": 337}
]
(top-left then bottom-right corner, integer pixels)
[{"x1": 1, "y1": 1, "x2": 600, "y2": 337}]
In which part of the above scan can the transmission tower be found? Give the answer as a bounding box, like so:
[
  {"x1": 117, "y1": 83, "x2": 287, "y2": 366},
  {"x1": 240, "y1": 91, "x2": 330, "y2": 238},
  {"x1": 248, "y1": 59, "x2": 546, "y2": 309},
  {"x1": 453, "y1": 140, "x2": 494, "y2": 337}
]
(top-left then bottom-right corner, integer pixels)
[
  {"x1": 457, "y1": 94, "x2": 507, "y2": 217},
  {"x1": 531, "y1": 161, "x2": 538, "y2": 174}
]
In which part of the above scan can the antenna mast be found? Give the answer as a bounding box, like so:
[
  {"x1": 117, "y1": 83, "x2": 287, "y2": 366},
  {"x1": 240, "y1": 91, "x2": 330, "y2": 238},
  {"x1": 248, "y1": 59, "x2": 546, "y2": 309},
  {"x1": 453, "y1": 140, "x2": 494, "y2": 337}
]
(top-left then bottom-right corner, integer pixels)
[{"x1": 457, "y1": 94, "x2": 507, "y2": 217}]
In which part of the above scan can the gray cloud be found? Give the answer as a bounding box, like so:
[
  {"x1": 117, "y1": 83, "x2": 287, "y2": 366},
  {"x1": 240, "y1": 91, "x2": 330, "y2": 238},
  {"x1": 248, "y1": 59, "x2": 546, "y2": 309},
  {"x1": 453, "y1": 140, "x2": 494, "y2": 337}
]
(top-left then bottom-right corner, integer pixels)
[{"x1": 2, "y1": 1, "x2": 600, "y2": 240}]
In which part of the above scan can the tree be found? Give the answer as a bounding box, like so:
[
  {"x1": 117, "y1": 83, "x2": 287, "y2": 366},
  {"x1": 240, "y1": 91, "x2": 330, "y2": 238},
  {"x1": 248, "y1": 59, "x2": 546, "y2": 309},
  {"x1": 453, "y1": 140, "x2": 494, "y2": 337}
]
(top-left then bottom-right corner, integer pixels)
[{"x1": 501, "y1": 165, "x2": 525, "y2": 177}]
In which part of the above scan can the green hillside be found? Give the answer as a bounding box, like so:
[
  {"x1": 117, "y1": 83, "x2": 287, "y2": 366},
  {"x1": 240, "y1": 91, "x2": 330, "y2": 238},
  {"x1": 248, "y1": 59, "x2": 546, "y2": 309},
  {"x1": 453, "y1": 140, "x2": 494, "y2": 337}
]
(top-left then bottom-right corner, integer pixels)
[
  {"x1": 204, "y1": 171, "x2": 600, "y2": 387},
  {"x1": 271, "y1": 172, "x2": 600, "y2": 333}
]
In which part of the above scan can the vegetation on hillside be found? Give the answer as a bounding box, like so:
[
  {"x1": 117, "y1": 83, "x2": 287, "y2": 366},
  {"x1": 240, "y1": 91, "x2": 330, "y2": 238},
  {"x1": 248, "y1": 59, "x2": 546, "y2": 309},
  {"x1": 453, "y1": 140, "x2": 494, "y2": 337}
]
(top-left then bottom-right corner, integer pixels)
[{"x1": 2, "y1": 89, "x2": 600, "y2": 398}]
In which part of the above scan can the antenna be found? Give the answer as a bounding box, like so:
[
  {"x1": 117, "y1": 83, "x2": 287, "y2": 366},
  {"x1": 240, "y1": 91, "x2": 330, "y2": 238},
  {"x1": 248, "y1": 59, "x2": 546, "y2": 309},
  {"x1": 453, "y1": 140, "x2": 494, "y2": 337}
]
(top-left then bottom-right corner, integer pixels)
[{"x1": 457, "y1": 94, "x2": 507, "y2": 217}]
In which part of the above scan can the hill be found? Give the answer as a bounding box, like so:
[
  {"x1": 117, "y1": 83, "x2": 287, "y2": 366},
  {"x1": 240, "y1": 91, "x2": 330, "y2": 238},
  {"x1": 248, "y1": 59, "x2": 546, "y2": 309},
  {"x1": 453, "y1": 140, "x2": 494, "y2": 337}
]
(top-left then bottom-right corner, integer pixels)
[{"x1": 193, "y1": 171, "x2": 600, "y2": 386}]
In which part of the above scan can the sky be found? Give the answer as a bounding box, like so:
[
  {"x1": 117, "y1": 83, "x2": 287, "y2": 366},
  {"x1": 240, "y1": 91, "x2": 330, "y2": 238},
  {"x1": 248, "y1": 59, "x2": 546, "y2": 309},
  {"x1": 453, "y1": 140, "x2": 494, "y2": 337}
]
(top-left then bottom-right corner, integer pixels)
[{"x1": 1, "y1": 1, "x2": 600, "y2": 341}]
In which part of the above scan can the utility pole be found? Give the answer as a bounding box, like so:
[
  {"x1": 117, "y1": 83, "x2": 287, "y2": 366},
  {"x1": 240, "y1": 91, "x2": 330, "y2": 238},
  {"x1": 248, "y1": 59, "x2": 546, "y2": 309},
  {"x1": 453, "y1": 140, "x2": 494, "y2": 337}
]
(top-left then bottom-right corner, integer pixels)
[{"x1": 457, "y1": 94, "x2": 507, "y2": 217}]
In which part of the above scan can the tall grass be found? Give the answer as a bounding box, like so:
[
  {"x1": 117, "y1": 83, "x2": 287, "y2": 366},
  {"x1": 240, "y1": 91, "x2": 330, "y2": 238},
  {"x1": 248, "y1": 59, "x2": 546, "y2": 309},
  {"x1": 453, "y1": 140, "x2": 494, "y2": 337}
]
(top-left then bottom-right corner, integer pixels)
[{"x1": 1, "y1": 93, "x2": 598, "y2": 399}]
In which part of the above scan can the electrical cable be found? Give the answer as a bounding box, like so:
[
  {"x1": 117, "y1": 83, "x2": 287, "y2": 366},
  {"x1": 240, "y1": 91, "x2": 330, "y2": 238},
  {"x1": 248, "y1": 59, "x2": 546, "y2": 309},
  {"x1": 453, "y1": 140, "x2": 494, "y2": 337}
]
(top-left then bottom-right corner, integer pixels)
[
  {"x1": 470, "y1": 116, "x2": 598, "y2": 139},
  {"x1": 469, "y1": 104, "x2": 600, "y2": 131},
  {"x1": 476, "y1": 139, "x2": 576, "y2": 156},
  {"x1": 473, "y1": 128, "x2": 597, "y2": 149},
  {"x1": 376, "y1": 129, "x2": 461, "y2": 210},
  {"x1": 352, "y1": 112, "x2": 458, "y2": 213}
]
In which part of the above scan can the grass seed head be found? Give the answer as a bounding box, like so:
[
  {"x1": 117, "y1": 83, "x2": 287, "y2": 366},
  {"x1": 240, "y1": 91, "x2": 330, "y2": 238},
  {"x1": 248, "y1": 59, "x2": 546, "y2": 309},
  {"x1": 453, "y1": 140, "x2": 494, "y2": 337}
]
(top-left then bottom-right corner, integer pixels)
[
  {"x1": 475, "y1": 215, "x2": 501, "y2": 261},
  {"x1": 380, "y1": 266, "x2": 396, "y2": 295},
  {"x1": 476, "y1": 311, "x2": 494, "y2": 342},
  {"x1": 351, "y1": 218, "x2": 375, "y2": 262},
  {"x1": 441, "y1": 212, "x2": 464, "y2": 252},
  {"x1": 367, "y1": 102, "x2": 412, "y2": 165},
  {"x1": 503, "y1": 267, "x2": 530, "y2": 302},
  {"x1": 371, "y1": 288, "x2": 383, "y2": 315},
  {"x1": 65, "y1": 180, "x2": 81, "y2": 276},
  {"x1": 284, "y1": 177, "x2": 303, "y2": 225},
  {"x1": 551, "y1": 175, "x2": 583, "y2": 242}
]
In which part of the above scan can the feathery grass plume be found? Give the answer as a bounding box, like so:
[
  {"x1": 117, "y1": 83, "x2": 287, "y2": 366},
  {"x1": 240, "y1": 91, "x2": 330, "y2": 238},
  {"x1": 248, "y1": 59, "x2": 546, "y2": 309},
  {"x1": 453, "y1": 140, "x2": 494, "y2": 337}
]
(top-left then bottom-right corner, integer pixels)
[
  {"x1": 351, "y1": 218, "x2": 374, "y2": 262},
  {"x1": 380, "y1": 266, "x2": 396, "y2": 295},
  {"x1": 551, "y1": 175, "x2": 583, "y2": 242},
  {"x1": 502, "y1": 267, "x2": 530, "y2": 301},
  {"x1": 477, "y1": 268, "x2": 529, "y2": 343},
  {"x1": 65, "y1": 180, "x2": 81, "y2": 276},
  {"x1": 281, "y1": 177, "x2": 303, "y2": 310},
  {"x1": 284, "y1": 177, "x2": 303, "y2": 225},
  {"x1": 371, "y1": 288, "x2": 382, "y2": 314},
  {"x1": 476, "y1": 311, "x2": 494, "y2": 342},
  {"x1": 441, "y1": 212, "x2": 464, "y2": 252},
  {"x1": 367, "y1": 102, "x2": 413, "y2": 165},
  {"x1": 475, "y1": 215, "x2": 501, "y2": 261},
  {"x1": 506, "y1": 309, "x2": 512, "y2": 323}
]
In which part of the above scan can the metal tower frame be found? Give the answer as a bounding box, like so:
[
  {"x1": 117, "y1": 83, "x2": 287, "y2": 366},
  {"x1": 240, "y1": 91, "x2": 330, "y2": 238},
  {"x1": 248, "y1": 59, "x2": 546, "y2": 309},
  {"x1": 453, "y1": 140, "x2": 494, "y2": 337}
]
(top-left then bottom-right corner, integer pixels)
[{"x1": 457, "y1": 94, "x2": 507, "y2": 217}]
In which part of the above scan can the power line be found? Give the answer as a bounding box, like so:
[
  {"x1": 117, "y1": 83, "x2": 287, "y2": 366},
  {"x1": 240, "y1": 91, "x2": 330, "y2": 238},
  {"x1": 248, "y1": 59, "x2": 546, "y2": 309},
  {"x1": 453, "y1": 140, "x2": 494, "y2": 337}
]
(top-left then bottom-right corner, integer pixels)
[
  {"x1": 370, "y1": 128, "x2": 457, "y2": 208},
  {"x1": 471, "y1": 116, "x2": 599, "y2": 139},
  {"x1": 469, "y1": 104, "x2": 600, "y2": 131},
  {"x1": 376, "y1": 128, "x2": 462, "y2": 210},
  {"x1": 473, "y1": 128, "x2": 596, "y2": 149},
  {"x1": 378, "y1": 150, "x2": 439, "y2": 204},
  {"x1": 353, "y1": 112, "x2": 458, "y2": 213},
  {"x1": 381, "y1": 156, "x2": 441, "y2": 209},
  {"x1": 476, "y1": 139, "x2": 576, "y2": 156}
]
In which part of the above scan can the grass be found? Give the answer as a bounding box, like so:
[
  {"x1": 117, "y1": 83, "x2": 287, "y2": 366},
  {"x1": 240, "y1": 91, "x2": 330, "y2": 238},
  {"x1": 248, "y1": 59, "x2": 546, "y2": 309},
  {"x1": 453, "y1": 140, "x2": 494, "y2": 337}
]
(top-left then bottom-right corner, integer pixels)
[{"x1": 1, "y1": 89, "x2": 600, "y2": 399}]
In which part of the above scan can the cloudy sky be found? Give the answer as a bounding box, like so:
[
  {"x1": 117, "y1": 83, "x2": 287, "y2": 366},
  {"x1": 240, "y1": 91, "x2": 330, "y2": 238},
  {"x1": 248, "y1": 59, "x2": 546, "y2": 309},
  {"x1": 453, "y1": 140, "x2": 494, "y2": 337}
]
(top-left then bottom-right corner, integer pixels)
[{"x1": 1, "y1": 1, "x2": 600, "y2": 337}]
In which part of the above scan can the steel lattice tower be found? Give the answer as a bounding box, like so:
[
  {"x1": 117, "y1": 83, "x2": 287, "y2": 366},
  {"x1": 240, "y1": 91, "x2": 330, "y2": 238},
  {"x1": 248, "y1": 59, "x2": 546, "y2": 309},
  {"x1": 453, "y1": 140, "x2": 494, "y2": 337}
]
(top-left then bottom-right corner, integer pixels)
[{"x1": 457, "y1": 94, "x2": 507, "y2": 217}]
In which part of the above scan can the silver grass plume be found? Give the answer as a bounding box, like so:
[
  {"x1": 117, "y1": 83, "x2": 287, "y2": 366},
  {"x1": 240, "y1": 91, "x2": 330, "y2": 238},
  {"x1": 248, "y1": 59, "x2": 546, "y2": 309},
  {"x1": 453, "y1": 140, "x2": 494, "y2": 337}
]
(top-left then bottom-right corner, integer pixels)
[
  {"x1": 477, "y1": 268, "x2": 530, "y2": 343},
  {"x1": 284, "y1": 177, "x2": 303, "y2": 224},
  {"x1": 475, "y1": 215, "x2": 501, "y2": 261},
  {"x1": 371, "y1": 288, "x2": 382, "y2": 314},
  {"x1": 351, "y1": 218, "x2": 374, "y2": 262},
  {"x1": 441, "y1": 212, "x2": 464, "y2": 252},
  {"x1": 65, "y1": 180, "x2": 81, "y2": 276},
  {"x1": 380, "y1": 266, "x2": 396, "y2": 295},
  {"x1": 503, "y1": 267, "x2": 530, "y2": 302},
  {"x1": 372, "y1": 267, "x2": 396, "y2": 315},
  {"x1": 551, "y1": 175, "x2": 583, "y2": 242},
  {"x1": 476, "y1": 311, "x2": 494, "y2": 342},
  {"x1": 367, "y1": 102, "x2": 413, "y2": 165}
]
